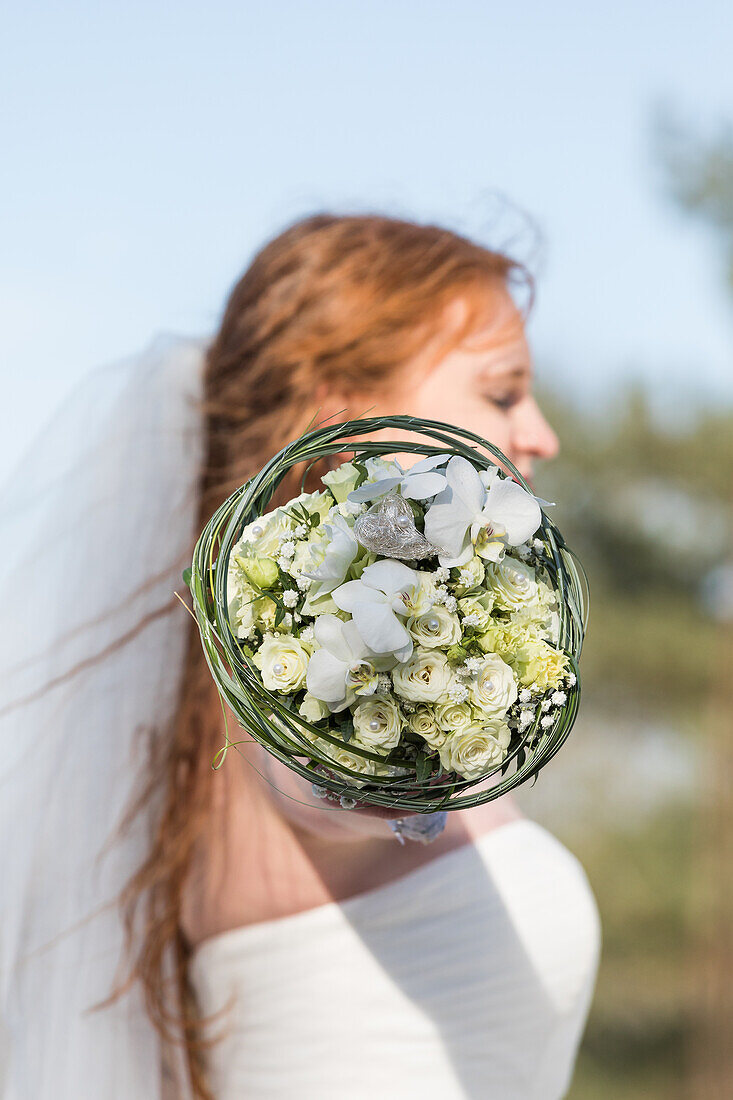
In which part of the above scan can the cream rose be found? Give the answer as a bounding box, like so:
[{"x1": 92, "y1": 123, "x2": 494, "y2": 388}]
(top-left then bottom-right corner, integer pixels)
[
  {"x1": 299, "y1": 692, "x2": 330, "y2": 723},
  {"x1": 322, "y1": 461, "x2": 361, "y2": 503},
  {"x1": 457, "y1": 591, "x2": 494, "y2": 631},
  {"x1": 289, "y1": 538, "x2": 319, "y2": 576},
  {"x1": 406, "y1": 704, "x2": 448, "y2": 749},
  {"x1": 469, "y1": 653, "x2": 518, "y2": 715},
  {"x1": 239, "y1": 509, "x2": 294, "y2": 557},
  {"x1": 392, "y1": 648, "x2": 453, "y2": 703},
  {"x1": 290, "y1": 489, "x2": 333, "y2": 526},
  {"x1": 352, "y1": 694, "x2": 403, "y2": 750},
  {"x1": 438, "y1": 719, "x2": 511, "y2": 780},
  {"x1": 485, "y1": 558, "x2": 541, "y2": 611},
  {"x1": 319, "y1": 737, "x2": 380, "y2": 788},
  {"x1": 407, "y1": 604, "x2": 461, "y2": 649},
  {"x1": 434, "y1": 699, "x2": 477, "y2": 734},
  {"x1": 254, "y1": 633, "x2": 309, "y2": 693}
]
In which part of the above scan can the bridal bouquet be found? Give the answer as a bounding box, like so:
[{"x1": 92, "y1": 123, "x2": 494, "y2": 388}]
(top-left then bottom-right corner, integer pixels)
[{"x1": 187, "y1": 416, "x2": 586, "y2": 813}]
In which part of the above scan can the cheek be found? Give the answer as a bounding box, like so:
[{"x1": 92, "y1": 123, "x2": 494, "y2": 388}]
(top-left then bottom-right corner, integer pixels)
[{"x1": 408, "y1": 369, "x2": 514, "y2": 453}]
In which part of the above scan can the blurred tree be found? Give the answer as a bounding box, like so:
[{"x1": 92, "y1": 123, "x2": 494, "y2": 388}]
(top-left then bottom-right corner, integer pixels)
[
  {"x1": 655, "y1": 108, "x2": 733, "y2": 291},
  {"x1": 547, "y1": 111, "x2": 733, "y2": 1100},
  {"x1": 654, "y1": 110, "x2": 733, "y2": 1100}
]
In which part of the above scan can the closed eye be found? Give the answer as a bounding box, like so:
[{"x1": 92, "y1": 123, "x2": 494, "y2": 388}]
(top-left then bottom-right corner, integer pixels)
[{"x1": 482, "y1": 392, "x2": 521, "y2": 411}]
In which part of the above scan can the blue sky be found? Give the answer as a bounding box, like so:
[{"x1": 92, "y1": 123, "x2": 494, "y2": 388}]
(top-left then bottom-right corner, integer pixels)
[{"x1": 2, "y1": 1, "x2": 732, "y2": 483}]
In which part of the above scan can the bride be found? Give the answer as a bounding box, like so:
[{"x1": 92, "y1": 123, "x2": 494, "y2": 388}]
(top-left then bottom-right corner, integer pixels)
[{"x1": 0, "y1": 213, "x2": 601, "y2": 1099}]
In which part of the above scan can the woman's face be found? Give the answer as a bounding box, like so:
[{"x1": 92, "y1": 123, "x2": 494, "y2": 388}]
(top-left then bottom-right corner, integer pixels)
[{"x1": 366, "y1": 284, "x2": 559, "y2": 485}]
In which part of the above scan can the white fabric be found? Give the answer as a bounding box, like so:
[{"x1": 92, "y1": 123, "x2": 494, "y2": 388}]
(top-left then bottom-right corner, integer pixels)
[
  {"x1": 0, "y1": 336, "x2": 207, "y2": 1098},
  {"x1": 190, "y1": 818, "x2": 602, "y2": 1100}
]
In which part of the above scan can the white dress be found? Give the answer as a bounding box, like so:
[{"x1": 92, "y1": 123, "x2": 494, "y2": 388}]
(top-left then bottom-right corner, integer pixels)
[{"x1": 189, "y1": 818, "x2": 601, "y2": 1100}]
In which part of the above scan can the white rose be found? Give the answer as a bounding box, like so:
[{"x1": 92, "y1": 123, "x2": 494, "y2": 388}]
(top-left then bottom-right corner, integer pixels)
[
  {"x1": 392, "y1": 647, "x2": 452, "y2": 703},
  {"x1": 322, "y1": 461, "x2": 361, "y2": 503},
  {"x1": 289, "y1": 538, "x2": 320, "y2": 576},
  {"x1": 253, "y1": 633, "x2": 309, "y2": 693},
  {"x1": 407, "y1": 604, "x2": 461, "y2": 648},
  {"x1": 457, "y1": 591, "x2": 494, "y2": 631},
  {"x1": 510, "y1": 581, "x2": 558, "y2": 636},
  {"x1": 299, "y1": 692, "x2": 330, "y2": 723},
  {"x1": 438, "y1": 718, "x2": 511, "y2": 780},
  {"x1": 434, "y1": 699, "x2": 477, "y2": 734},
  {"x1": 469, "y1": 653, "x2": 518, "y2": 714},
  {"x1": 239, "y1": 509, "x2": 294, "y2": 557},
  {"x1": 352, "y1": 694, "x2": 403, "y2": 750},
  {"x1": 406, "y1": 704, "x2": 448, "y2": 749},
  {"x1": 289, "y1": 489, "x2": 333, "y2": 526},
  {"x1": 320, "y1": 737, "x2": 383, "y2": 788},
  {"x1": 485, "y1": 558, "x2": 541, "y2": 611}
]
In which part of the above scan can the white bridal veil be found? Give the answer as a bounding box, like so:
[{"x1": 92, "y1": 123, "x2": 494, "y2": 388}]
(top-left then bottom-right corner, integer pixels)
[{"x1": 0, "y1": 336, "x2": 207, "y2": 1098}]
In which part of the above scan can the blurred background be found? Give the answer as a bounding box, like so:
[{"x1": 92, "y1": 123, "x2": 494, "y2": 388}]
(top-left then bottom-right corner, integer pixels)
[{"x1": 2, "y1": 3, "x2": 731, "y2": 1097}]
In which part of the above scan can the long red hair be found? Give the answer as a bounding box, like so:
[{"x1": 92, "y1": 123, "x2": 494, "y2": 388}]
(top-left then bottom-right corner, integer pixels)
[{"x1": 116, "y1": 213, "x2": 531, "y2": 1097}]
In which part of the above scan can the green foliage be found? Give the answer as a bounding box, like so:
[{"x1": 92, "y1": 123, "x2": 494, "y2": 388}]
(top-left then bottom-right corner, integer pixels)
[{"x1": 535, "y1": 370, "x2": 730, "y2": 1100}]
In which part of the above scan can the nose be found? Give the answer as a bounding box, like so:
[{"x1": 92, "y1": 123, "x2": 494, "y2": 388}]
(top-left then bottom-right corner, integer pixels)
[{"x1": 512, "y1": 397, "x2": 560, "y2": 464}]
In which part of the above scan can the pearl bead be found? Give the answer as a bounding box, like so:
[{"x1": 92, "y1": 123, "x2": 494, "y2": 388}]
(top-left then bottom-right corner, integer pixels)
[
  {"x1": 272, "y1": 662, "x2": 284, "y2": 676},
  {"x1": 368, "y1": 718, "x2": 381, "y2": 731},
  {"x1": 427, "y1": 617, "x2": 440, "y2": 631},
  {"x1": 252, "y1": 524, "x2": 263, "y2": 536},
  {"x1": 396, "y1": 515, "x2": 410, "y2": 527}
]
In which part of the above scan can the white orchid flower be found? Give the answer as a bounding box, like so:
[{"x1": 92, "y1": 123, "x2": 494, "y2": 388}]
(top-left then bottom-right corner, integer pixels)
[
  {"x1": 305, "y1": 615, "x2": 397, "y2": 712},
  {"x1": 348, "y1": 453, "x2": 451, "y2": 504},
  {"x1": 424, "y1": 455, "x2": 543, "y2": 567},
  {"x1": 301, "y1": 513, "x2": 359, "y2": 598},
  {"x1": 331, "y1": 559, "x2": 424, "y2": 661}
]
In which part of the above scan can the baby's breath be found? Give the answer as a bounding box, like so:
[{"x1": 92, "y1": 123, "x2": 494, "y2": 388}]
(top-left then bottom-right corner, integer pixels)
[{"x1": 447, "y1": 680, "x2": 469, "y2": 703}]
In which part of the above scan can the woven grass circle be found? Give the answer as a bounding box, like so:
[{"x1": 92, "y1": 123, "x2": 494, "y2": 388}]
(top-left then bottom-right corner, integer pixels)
[{"x1": 187, "y1": 415, "x2": 588, "y2": 814}]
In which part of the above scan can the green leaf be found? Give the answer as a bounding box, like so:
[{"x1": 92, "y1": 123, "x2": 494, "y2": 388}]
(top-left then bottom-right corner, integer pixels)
[
  {"x1": 352, "y1": 459, "x2": 369, "y2": 489},
  {"x1": 415, "y1": 750, "x2": 431, "y2": 783},
  {"x1": 182, "y1": 567, "x2": 192, "y2": 587},
  {"x1": 337, "y1": 718, "x2": 354, "y2": 743}
]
